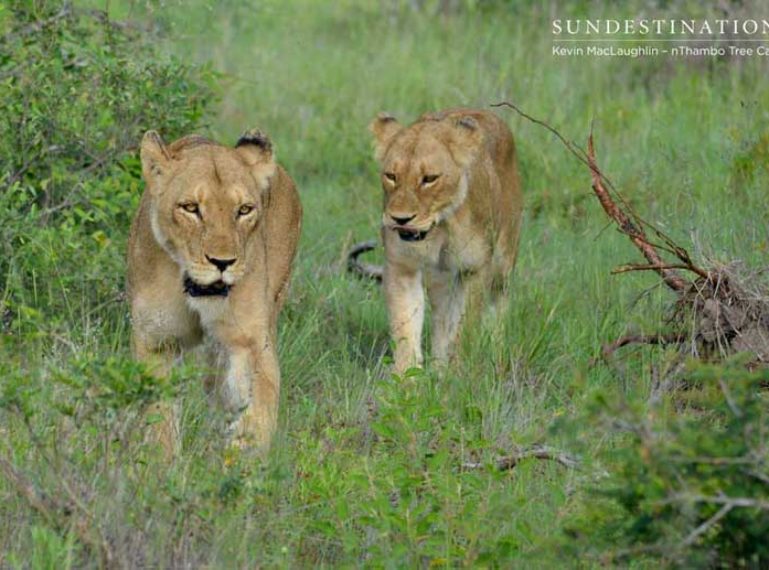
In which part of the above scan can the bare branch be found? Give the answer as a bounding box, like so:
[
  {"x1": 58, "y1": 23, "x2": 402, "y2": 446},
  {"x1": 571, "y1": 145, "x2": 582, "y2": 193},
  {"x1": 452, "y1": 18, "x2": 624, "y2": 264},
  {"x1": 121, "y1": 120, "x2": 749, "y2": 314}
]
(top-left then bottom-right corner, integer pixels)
[
  {"x1": 492, "y1": 101, "x2": 643, "y2": 228},
  {"x1": 491, "y1": 101, "x2": 591, "y2": 166},
  {"x1": 492, "y1": 100, "x2": 712, "y2": 290},
  {"x1": 586, "y1": 134, "x2": 696, "y2": 292},
  {"x1": 661, "y1": 494, "x2": 769, "y2": 510},
  {"x1": 602, "y1": 332, "x2": 686, "y2": 361},
  {"x1": 611, "y1": 263, "x2": 702, "y2": 275},
  {"x1": 463, "y1": 445, "x2": 581, "y2": 471},
  {"x1": 681, "y1": 503, "x2": 733, "y2": 548}
]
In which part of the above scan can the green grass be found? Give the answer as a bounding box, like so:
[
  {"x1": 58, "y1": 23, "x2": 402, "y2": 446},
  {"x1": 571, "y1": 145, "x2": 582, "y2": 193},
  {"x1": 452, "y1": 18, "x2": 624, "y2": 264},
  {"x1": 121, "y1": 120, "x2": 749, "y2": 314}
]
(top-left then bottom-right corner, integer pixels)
[{"x1": 3, "y1": 0, "x2": 769, "y2": 567}]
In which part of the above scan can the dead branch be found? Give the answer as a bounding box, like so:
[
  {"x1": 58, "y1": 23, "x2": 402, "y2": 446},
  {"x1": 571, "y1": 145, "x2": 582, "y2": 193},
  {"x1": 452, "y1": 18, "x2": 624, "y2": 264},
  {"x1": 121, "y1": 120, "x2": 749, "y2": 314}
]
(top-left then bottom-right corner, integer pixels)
[
  {"x1": 491, "y1": 101, "x2": 592, "y2": 168},
  {"x1": 680, "y1": 503, "x2": 733, "y2": 548},
  {"x1": 463, "y1": 445, "x2": 580, "y2": 471},
  {"x1": 602, "y1": 333, "x2": 687, "y2": 361},
  {"x1": 493, "y1": 101, "x2": 696, "y2": 262},
  {"x1": 586, "y1": 135, "x2": 700, "y2": 292},
  {"x1": 660, "y1": 493, "x2": 769, "y2": 511},
  {"x1": 347, "y1": 240, "x2": 383, "y2": 282},
  {"x1": 493, "y1": 100, "x2": 712, "y2": 291},
  {"x1": 491, "y1": 101, "x2": 769, "y2": 365},
  {"x1": 611, "y1": 263, "x2": 701, "y2": 275}
]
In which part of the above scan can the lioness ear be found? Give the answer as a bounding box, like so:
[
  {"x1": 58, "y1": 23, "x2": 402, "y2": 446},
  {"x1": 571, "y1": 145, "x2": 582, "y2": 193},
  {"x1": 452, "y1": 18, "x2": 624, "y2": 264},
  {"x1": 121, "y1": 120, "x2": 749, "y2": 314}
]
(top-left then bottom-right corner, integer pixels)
[
  {"x1": 369, "y1": 113, "x2": 402, "y2": 162},
  {"x1": 235, "y1": 129, "x2": 275, "y2": 166},
  {"x1": 140, "y1": 130, "x2": 171, "y2": 182},
  {"x1": 236, "y1": 129, "x2": 277, "y2": 187},
  {"x1": 448, "y1": 116, "x2": 484, "y2": 169}
]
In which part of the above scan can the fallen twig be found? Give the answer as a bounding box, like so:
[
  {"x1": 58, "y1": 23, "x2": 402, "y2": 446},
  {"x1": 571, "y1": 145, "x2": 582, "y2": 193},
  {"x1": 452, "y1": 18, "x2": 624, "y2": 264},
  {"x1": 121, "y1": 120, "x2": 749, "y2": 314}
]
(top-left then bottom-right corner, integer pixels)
[
  {"x1": 462, "y1": 445, "x2": 580, "y2": 471},
  {"x1": 611, "y1": 263, "x2": 702, "y2": 276},
  {"x1": 602, "y1": 333, "x2": 687, "y2": 361},
  {"x1": 493, "y1": 102, "x2": 699, "y2": 264}
]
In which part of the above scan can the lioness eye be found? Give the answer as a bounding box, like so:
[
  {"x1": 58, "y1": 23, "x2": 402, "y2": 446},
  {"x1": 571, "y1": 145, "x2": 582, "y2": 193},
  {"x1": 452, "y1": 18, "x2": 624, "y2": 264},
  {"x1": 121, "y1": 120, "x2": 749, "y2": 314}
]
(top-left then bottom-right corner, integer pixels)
[
  {"x1": 422, "y1": 174, "x2": 440, "y2": 185},
  {"x1": 238, "y1": 204, "x2": 254, "y2": 216},
  {"x1": 181, "y1": 203, "x2": 200, "y2": 215},
  {"x1": 384, "y1": 172, "x2": 397, "y2": 183}
]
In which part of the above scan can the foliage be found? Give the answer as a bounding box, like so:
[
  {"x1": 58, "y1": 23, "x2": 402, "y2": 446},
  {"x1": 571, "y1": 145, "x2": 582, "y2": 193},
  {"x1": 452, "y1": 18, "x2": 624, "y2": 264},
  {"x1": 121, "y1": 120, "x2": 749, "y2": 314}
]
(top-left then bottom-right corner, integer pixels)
[
  {"x1": 562, "y1": 356, "x2": 769, "y2": 567},
  {"x1": 0, "y1": 0, "x2": 215, "y2": 330},
  {"x1": 0, "y1": 2, "x2": 218, "y2": 565}
]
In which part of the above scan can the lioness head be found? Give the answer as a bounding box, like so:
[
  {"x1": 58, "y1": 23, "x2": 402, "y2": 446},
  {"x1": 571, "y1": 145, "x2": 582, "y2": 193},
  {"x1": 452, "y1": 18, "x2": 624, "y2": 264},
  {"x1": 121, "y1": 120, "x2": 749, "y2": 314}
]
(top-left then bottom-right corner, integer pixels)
[
  {"x1": 140, "y1": 129, "x2": 276, "y2": 296},
  {"x1": 369, "y1": 112, "x2": 483, "y2": 242}
]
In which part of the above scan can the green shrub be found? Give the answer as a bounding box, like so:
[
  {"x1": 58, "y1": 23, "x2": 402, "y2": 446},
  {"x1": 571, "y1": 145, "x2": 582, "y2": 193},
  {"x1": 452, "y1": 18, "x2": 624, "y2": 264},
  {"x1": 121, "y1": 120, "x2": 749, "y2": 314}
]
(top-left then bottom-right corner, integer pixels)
[
  {"x1": 0, "y1": 0, "x2": 216, "y2": 334},
  {"x1": 563, "y1": 356, "x2": 769, "y2": 567},
  {"x1": 0, "y1": 4, "x2": 218, "y2": 565}
]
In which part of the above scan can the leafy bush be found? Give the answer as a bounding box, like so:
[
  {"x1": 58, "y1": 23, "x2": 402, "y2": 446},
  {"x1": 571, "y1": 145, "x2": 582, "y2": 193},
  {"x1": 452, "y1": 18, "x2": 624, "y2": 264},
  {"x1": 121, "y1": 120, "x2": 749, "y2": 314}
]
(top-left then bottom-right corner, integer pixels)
[
  {"x1": 0, "y1": 3, "x2": 218, "y2": 565},
  {"x1": 0, "y1": 0, "x2": 216, "y2": 333},
  {"x1": 563, "y1": 356, "x2": 769, "y2": 567}
]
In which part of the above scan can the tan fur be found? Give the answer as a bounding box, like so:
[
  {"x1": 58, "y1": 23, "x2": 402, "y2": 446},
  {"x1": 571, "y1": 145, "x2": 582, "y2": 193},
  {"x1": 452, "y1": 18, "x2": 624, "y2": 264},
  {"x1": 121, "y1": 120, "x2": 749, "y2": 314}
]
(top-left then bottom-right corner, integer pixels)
[
  {"x1": 370, "y1": 108, "x2": 523, "y2": 372},
  {"x1": 127, "y1": 130, "x2": 302, "y2": 455}
]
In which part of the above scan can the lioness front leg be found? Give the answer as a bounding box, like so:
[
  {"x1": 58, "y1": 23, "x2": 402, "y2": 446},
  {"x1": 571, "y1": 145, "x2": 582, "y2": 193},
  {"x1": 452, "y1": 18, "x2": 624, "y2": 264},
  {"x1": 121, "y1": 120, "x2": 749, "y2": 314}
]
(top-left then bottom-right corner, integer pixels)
[
  {"x1": 221, "y1": 341, "x2": 280, "y2": 451},
  {"x1": 384, "y1": 262, "x2": 425, "y2": 373},
  {"x1": 426, "y1": 269, "x2": 466, "y2": 367}
]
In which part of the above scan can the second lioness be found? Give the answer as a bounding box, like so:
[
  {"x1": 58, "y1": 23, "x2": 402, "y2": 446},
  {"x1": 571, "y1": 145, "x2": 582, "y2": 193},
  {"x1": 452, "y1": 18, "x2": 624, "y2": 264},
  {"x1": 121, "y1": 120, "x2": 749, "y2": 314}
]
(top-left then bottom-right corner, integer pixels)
[{"x1": 370, "y1": 108, "x2": 523, "y2": 372}]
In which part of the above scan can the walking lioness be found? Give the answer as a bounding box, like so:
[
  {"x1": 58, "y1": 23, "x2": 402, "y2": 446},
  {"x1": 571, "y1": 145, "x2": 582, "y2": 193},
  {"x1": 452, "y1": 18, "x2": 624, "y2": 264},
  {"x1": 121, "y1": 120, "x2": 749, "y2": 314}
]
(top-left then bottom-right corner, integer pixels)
[
  {"x1": 127, "y1": 129, "x2": 302, "y2": 454},
  {"x1": 370, "y1": 108, "x2": 522, "y2": 372}
]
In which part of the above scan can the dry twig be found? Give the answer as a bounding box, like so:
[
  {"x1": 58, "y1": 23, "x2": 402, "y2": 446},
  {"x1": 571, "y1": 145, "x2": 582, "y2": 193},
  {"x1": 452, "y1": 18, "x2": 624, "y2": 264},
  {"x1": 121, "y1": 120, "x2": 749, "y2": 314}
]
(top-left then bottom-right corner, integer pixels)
[
  {"x1": 585, "y1": 134, "x2": 708, "y2": 290},
  {"x1": 601, "y1": 333, "x2": 687, "y2": 361},
  {"x1": 493, "y1": 100, "x2": 711, "y2": 290},
  {"x1": 680, "y1": 503, "x2": 733, "y2": 548},
  {"x1": 463, "y1": 445, "x2": 580, "y2": 471}
]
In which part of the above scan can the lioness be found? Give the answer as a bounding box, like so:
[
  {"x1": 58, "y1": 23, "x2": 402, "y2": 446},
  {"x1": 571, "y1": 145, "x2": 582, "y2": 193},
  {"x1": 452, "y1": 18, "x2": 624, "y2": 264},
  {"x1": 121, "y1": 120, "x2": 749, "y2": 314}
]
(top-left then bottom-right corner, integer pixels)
[
  {"x1": 370, "y1": 108, "x2": 523, "y2": 372},
  {"x1": 127, "y1": 129, "x2": 302, "y2": 454}
]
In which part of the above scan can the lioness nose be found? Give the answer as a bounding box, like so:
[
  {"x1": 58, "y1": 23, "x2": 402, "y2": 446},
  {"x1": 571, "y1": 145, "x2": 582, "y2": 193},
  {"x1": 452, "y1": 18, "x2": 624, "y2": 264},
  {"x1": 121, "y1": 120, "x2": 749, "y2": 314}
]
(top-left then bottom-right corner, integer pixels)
[
  {"x1": 206, "y1": 256, "x2": 236, "y2": 271},
  {"x1": 391, "y1": 214, "x2": 415, "y2": 225}
]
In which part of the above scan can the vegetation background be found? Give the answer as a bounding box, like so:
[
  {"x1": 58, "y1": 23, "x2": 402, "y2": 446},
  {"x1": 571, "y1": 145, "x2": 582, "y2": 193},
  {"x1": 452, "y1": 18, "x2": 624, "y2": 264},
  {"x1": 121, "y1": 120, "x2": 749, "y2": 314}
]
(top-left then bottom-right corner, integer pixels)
[{"x1": 1, "y1": 0, "x2": 769, "y2": 567}]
